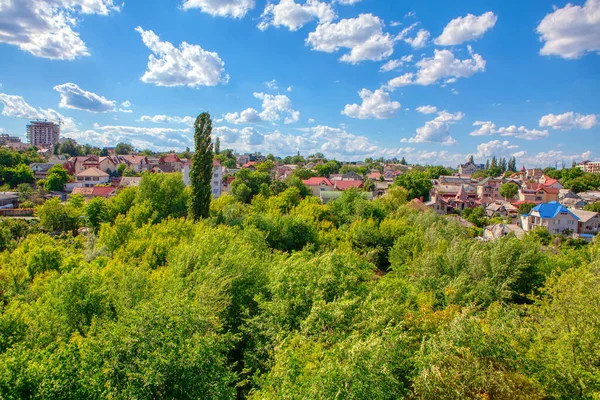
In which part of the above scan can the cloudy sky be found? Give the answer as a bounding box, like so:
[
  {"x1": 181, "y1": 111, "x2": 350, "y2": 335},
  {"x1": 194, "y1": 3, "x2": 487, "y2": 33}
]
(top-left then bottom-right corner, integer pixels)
[{"x1": 0, "y1": 0, "x2": 598, "y2": 167}]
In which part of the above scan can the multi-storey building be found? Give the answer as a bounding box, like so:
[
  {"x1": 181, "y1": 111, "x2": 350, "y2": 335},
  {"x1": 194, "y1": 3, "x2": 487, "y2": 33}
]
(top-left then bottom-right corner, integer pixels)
[
  {"x1": 577, "y1": 161, "x2": 600, "y2": 174},
  {"x1": 26, "y1": 120, "x2": 60, "y2": 147}
]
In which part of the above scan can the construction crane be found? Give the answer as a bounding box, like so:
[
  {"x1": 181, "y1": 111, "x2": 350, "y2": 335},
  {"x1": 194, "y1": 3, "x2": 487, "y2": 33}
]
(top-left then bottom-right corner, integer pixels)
[{"x1": 10, "y1": 115, "x2": 64, "y2": 125}]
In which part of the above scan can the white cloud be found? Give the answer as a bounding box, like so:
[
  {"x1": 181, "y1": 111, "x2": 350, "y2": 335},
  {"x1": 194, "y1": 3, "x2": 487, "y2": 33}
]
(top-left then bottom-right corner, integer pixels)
[
  {"x1": 0, "y1": 0, "x2": 119, "y2": 60},
  {"x1": 182, "y1": 0, "x2": 254, "y2": 18},
  {"x1": 53, "y1": 82, "x2": 116, "y2": 113},
  {"x1": 121, "y1": 100, "x2": 131, "y2": 108},
  {"x1": 335, "y1": 0, "x2": 361, "y2": 4},
  {"x1": 224, "y1": 108, "x2": 262, "y2": 124},
  {"x1": 135, "y1": 26, "x2": 229, "y2": 88},
  {"x1": 306, "y1": 13, "x2": 396, "y2": 63},
  {"x1": 539, "y1": 112, "x2": 598, "y2": 130},
  {"x1": 258, "y1": 0, "x2": 335, "y2": 31},
  {"x1": 518, "y1": 149, "x2": 593, "y2": 168},
  {"x1": 435, "y1": 11, "x2": 497, "y2": 46},
  {"x1": 225, "y1": 92, "x2": 300, "y2": 124},
  {"x1": 140, "y1": 115, "x2": 195, "y2": 125},
  {"x1": 476, "y1": 140, "x2": 519, "y2": 158},
  {"x1": 68, "y1": 124, "x2": 193, "y2": 152},
  {"x1": 470, "y1": 120, "x2": 549, "y2": 140},
  {"x1": 404, "y1": 29, "x2": 430, "y2": 49},
  {"x1": 537, "y1": 0, "x2": 600, "y2": 59},
  {"x1": 287, "y1": 86, "x2": 293, "y2": 92},
  {"x1": 342, "y1": 88, "x2": 401, "y2": 119},
  {"x1": 308, "y1": 118, "x2": 315, "y2": 123},
  {"x1": 388, "y1": 46, "x2": 485, "y2": 87},
  {"x1": 119, "y1": 108, "x2": 133, "y2": 113},
  {"x1": 416, "y1": 105, "x2": 437, "y2": 114},
  {"x1": 470, "y1": 120, "x2": 497, "y2": 136},
  {"x1": 0, "y1": 93, "x2": 77, "y2": 132},
  {"x1": 379, "y1": 55, "x2": 413, "y2": 72},
  {"x1": 403, "y1": 110, "x2": 463, "y2": 145},
  {"x1": 265, "y1": 79, "x2": 279, "y2": 90}
]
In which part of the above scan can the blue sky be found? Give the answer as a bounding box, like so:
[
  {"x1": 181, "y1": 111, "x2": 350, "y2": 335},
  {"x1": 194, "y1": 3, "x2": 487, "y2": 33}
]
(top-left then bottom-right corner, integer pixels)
[{"x1": 0, "y1": 0, "x2": 598, "y2": 167}]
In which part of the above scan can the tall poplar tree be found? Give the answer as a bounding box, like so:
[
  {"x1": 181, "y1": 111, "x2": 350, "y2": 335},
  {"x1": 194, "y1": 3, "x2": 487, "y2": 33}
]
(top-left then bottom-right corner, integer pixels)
[
  {"x1": 215, "y1": 137, "x2": 221, "y2": 155},
  {"x1": 189, "y1": 112, "x2": 214, "y2": 220}
]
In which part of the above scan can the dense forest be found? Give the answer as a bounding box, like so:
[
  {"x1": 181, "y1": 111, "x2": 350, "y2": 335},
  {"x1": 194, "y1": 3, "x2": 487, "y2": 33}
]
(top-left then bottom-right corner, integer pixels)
[{"x1": 0, "y1": 170, "x2": 599, "y2": 399}]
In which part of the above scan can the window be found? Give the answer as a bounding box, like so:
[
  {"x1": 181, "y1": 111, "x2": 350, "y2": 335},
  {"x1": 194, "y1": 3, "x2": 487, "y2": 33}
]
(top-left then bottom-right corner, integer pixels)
[{"x1": 213, "y1": 173, "x2": 219, "y2": 178}]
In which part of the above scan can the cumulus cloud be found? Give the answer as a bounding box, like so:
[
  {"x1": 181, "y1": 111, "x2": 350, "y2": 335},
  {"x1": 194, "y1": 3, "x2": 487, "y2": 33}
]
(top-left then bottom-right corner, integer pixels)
[
  {"x1": 181, "y1": 0, "x2": 254, "y2": 18},
  {"x1": 470, "y1": 120, "x2": 549, "y2": 140},
  {"x1": 265, "y1": 79, "x2": 279, "y2": 90},
  {"x1": 53, "y1": 83, "x2": 116, "y2": 113},
  {"x1": 135, "y1": 26, "x2": 229, "y2": 88},
  {"x1": 537, "y1": 0, "x2": 600, "y2": 59},
  {"x1": 403, "y1": 29, "x2": 430, "y2": 49},
  {"x1": 379, "y1": 55, "x2": 413, "y2": 72},
  {"x1": 335, "y1": 0, "x2": 361, "y2": 4},
  {"x1": 140, "y1": 115, "x2": 195, "y2": 125},
  {"x1": 342, "y1": 88, "x2": 401, "y2": 119},
  {"x1": 0, "y1": 0, "x2": 119, "y2": 60},
  {"x1": 69, "y1": 124, "x2": 193, "y2": 152},
  {"x1": 258, "y1": 0, "x2": 335, "y2": 31},
  {"x1": 539, "y1": 112, "x2": 598, "y2": 130},
  {"x1": 435, "y1": 11, "x2": 498, "y2": 46},
  {"x1": 403, "y1": 110, "x2": 463, "y2": 145},
  {"x1": 475, "y1": 140, "x2": 519, "y2": 158},
  {"x1": 416, "y1": 105, "x2": 437, "y2": 114},
  {"x1": 225, "y1": 92, "x2": 300, "y2": 124},
  {"x1": 121, "y1": 100, "x2": 131, "y2": 108},
  {"x1": 0, "y1": 93, "x2": 77, "y2": 132},
  {"x1": 388, "y1": 46, "x2": 485, "y2": 87},
  {"x1": 306, "y1": 13, "x2": 396, "y2": 63}
]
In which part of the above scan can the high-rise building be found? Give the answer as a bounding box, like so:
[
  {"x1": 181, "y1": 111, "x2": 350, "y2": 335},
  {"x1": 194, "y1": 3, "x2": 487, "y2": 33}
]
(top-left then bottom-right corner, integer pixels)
[{"x1": 26, "y1": 120, "x2": 60, "y2": 147}]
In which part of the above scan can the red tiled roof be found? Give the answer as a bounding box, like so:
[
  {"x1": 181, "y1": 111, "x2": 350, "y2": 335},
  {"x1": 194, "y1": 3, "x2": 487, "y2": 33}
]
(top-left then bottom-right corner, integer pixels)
[
  {"x1": 213, "y1": 159, "x2": 222, "y2": 167},
  {"x1": 542, "y1": 175, "x2": 559, "y2": 186},
  {"x1": 334, "y1": 180, "x2": 363, "y2": 190},
  {"x1": 242, "y1": 161, "x2": 258, "y2": 168},
  {"x1": 303, "y1": 177, "x2": 333, "y2": 186},
  {"x1": 161, "y1": 153, "x2": 181, "y2": 163},
  {"x1": 92, "y1": 186, "x2": 116, "y2": 197},
  {"x1": 542, "y1": 186, "x2": 559, "y2": 194}
]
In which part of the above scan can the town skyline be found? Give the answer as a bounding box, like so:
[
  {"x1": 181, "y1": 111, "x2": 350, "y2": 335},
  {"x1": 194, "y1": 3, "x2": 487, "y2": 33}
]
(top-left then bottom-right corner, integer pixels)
[{"x1": 0, "y1": 0, "x2": 598, "y2": 167}]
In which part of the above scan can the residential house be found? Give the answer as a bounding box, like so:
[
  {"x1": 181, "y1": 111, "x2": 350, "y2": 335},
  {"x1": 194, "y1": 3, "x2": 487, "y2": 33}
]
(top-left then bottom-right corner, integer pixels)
[
  {"x1": 483, "y1": 223, "x2": 525, "y2": 241},
  {"x1": 518, "y1": 184, "x2": 559, "y2": 204},
  {"x1": 150, "y1": 164, "x2": 179, "y2": 174},
  {"x1": 559, "y1": 189, "x2": 587, "y2": 209},
  {"x1": 520, "y1": 202, "x2": 579, "y2": 234},
  {"x1": 302, "y1": 177, "x2": 334, "y2": 197},
  {"x1": 119, "y1": 177, "x2": 142, "y2": 188},
  {"x1": 428, "y1": 184, "x2": 479, "y2": 214},
  {"x1": 485, "y1": 201, "x2": 518, "y2": 218},
  {"x1": 538, "y1": 174, "x2": 563, "y2": 190},
  {"x1": 458, "y1": 161, "x2": 483, "y2": 176},
  {"x1": 242, "y1": 161, "x2": 257, "y2": 171},
  {"x1": 375, "y1": 181, "x2": 391, "y2": 197},
  {"x1": 477, "y1": 177, "x2": 503, "y2": 203},
  {"x1": 29, "y1": 163, "x2": 56, "y2": 179},
  {"x1": 367, "y1": 170, "x2": 382, "y2": 180},
  {"x1": 118, "y1": 155, "x2": 149, "y2": 172},
  {"x1": 334, "y1": 180, "x2": 364, "y2": 191},
  {"x1": 235, "y1": 153, "x2": 250, "y2": 166},
  {"x1": 158, "y1": 153, "x2": 183, "y2": 172},
  {"x1": 75, "y1": 167, "x2": 110, "y2": 188},
  {"x1": 570, "y1": 209, "x2": 600, "y2": 235}
]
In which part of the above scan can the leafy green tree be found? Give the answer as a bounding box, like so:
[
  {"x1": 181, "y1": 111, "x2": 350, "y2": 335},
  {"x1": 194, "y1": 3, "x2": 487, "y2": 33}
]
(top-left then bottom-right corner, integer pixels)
[
  {"x1": 518, "y1": 202, "x2": 536, "y2": 215},
  {"x1": 214, "y1": 136, "x2": 220, "y2": 154},
  {"x1": 45, "y1": 165, "x2": 69, "y2": 191},
  {"x1": 35, "y1": 197, "x2": 81, "y2": 233},
  {"x1": 85, "y1": 197, "x2": 108, "y2": 232},
  {"x1": 189, "y1": 112, "x2": 214, "y2": 220},
  {"x1": 137, "y1": 172, "x2": 188, "y2": 222},
  {"x1": 499, "y1": 182, "x2": 519, "y2": 200},
  {"x1": 114, "y1": 142, "x2": 133, "y2": 155},
  {"x1": 394, "y1": 170, "x2": 433, "y2": 200}
]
